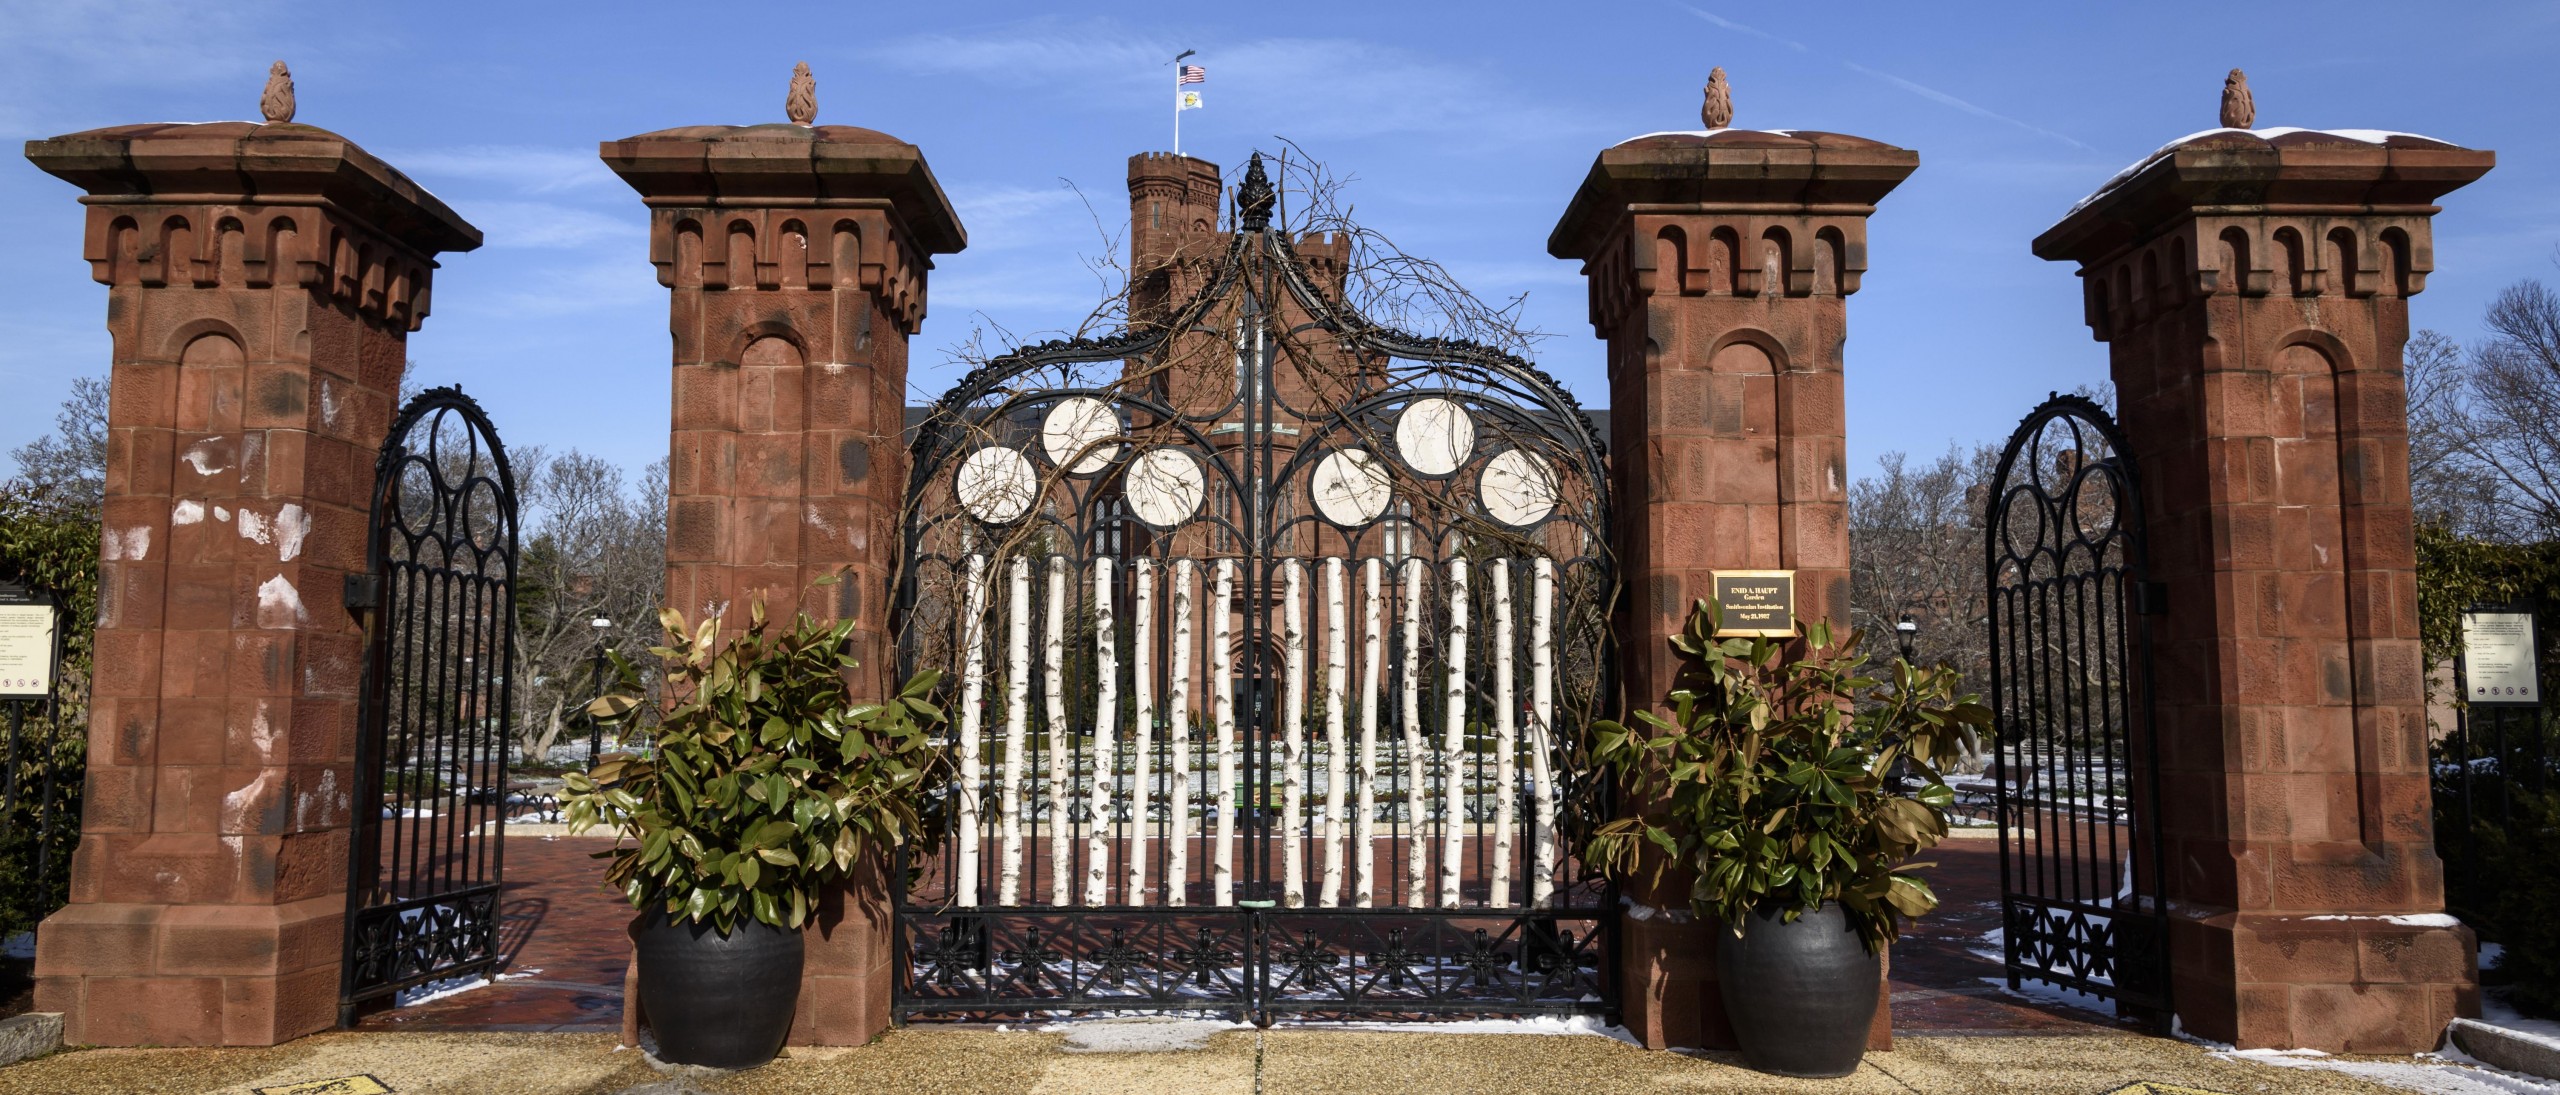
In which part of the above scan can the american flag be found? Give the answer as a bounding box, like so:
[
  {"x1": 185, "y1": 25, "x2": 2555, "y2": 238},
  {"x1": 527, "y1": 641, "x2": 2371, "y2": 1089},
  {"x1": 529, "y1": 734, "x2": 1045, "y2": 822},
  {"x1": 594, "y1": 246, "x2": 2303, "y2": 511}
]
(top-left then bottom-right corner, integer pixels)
[{"x1": 1178, "y1": 64, "x2": 1206, "y2": 85}]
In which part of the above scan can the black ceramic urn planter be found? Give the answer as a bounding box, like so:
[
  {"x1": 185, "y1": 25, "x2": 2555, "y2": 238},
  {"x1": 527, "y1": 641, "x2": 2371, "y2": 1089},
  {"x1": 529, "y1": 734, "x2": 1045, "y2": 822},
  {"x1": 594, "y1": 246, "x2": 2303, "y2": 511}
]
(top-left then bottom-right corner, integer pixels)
[
  {"x1": 634, "y1": 910, "x2": 805, "y2": 1069},
  {"x1": 1715, "y1": 904, "x2": 1881, "y2": 1078}
]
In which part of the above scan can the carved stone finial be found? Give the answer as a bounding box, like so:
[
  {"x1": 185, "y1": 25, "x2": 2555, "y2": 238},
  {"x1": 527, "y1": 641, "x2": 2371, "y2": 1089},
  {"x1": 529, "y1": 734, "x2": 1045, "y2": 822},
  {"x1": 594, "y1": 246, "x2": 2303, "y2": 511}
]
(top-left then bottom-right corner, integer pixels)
[
  {"x1": 260, "y1": 60, "x2": 296, "y2": 125},
  {"x1": 786, "y1": 62, "x2": 817, "y2": 125},
  {"x1": 2220, "y1": 68, "x2": 2254, "y2": 129},
  {"x1": 1237, "y1": 153, "x2": 1276, "y2": 232},
  {"x1": 1702, "y1": 67, "x2": 1733, "y2": 129}
]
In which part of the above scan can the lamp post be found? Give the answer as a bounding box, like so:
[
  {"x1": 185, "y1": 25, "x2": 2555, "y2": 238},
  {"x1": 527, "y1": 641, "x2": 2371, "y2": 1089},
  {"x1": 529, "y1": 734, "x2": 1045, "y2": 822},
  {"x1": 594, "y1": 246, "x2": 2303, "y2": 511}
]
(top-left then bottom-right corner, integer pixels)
[
  {"x1": 1896, "y1": 613, "x2": 1919, "y2": 665},
  {"x1": 585, "y1": 616, "x2": 612, "y2": 766}
]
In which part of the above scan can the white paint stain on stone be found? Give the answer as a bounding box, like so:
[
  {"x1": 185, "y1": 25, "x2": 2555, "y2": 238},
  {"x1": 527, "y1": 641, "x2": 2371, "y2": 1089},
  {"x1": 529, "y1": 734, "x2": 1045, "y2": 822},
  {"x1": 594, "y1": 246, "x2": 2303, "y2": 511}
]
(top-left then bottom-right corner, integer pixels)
[
  {"x1": 102, "y1": 527, "x2": 151, "y2": 561},
  {"x1": 172, "y1": 500, "x2": 205, "y2": 525},
  {"x1": 237, "y1": 508, "x2": 271, "y2": 545},
  {"x1": 274, "y1": 504, "x2": 309, "y2": 561},
  {"x1": 214, "y1": 506, "x2": 231, "y2": 523},
  {"x1": 256, "y1": 574, "x2": 306, "y2": 628},
  {"x1": 296, "y1": 768, "x2": 340, "y2": 830},
  {"x1": 182, "y1": 438, "x2": 229, "y2": 476},
  {"x1": 319, "y1": 381, "x2": 340, "y2": 430},
  {"x1": 249, "y1": 699, "x2": 277, "y2": 761},
  {"x1": 222, "y1": 769, "x2": 279, "y2": 833}
]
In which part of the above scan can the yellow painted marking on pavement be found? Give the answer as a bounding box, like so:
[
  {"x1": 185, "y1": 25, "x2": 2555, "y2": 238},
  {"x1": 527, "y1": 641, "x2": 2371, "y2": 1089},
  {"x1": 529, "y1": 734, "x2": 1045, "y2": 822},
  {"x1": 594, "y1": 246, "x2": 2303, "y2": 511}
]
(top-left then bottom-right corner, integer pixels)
[
  {"x1": 2102, "y1": 1083, "x2": 2234, "y2": 1095},
  {"x1": 255, "y1": 1076, "x2": 394, "y2": 1095}
]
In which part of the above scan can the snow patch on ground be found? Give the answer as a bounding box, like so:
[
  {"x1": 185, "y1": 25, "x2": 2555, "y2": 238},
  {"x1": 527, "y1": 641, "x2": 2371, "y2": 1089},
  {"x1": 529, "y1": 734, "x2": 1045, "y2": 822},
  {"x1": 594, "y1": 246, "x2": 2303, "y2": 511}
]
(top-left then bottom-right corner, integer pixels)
[
  {"x1": 1313, "y1": 1015, "x2": 1642, "y2": 1047},
  {"x1": 1043, "y1": 1017, "x2": 1247, "y2": 1053},
  {"x1": 2215, "y1": 1047, "x2": 2556, "y2": 1095},
  {"x1": 395, "y1": 974, "x2": 492, "y2": 1008},
  {"x1": 2302, "y1": 913, "x2": 2462, "y2": 927}
]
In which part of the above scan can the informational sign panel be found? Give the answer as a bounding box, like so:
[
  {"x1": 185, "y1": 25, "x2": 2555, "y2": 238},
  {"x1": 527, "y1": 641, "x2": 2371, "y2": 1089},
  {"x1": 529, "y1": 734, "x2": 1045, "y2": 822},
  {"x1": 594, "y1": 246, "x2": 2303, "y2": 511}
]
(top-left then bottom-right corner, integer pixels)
[
  {"x1": 2463, "y1": 610, "x2": 2541, "y2": 707},
  {"x1": 1711, "y1": 570, "x2": 1796, "y2": 638},
  {"x1": 0, "y1": 583, "x2": 56, "y2": 697}
]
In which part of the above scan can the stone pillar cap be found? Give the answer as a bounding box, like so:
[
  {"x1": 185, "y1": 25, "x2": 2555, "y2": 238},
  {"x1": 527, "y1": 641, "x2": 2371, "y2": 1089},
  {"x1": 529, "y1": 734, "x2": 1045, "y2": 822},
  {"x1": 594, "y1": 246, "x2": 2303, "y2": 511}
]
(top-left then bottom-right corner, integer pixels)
[
  {"x1": 24, "y1": 120, "x2": 481, "y2": 254},
  {"x1": 601, "y1": 123, "x2": 966, "y2": 255},
  {"x1": 2034, "y1": 127, "x2": 2493, "y2": 265},
  {"x1": 1547, "y1": 129, "x2": 1917, "y2": 260}
]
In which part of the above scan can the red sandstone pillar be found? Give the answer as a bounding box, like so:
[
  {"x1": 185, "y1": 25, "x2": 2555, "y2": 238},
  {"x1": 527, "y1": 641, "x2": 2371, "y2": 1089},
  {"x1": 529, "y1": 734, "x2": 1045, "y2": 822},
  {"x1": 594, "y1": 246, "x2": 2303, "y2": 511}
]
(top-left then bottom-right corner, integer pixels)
[
  {"x1": 2036, "y1": 125, "x2": 2492, "y2": 1052},
  {"x1": 1549, "y1": 103, "x2": 1915, "y2": 1048},
  {"x1": 23, "y1": 120, "x2": 480, "y2": 1045},
  {"x1": 601, "y1": 101, "x2": 965, "y2": 1046}
]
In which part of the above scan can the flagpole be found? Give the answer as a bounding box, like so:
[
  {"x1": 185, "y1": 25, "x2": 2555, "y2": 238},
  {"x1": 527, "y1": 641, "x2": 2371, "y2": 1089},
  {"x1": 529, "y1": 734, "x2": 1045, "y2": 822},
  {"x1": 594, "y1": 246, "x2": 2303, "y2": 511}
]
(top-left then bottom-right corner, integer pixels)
[{"x1": 1171, "y1": 49, "x2": 1196, "y2": 157}]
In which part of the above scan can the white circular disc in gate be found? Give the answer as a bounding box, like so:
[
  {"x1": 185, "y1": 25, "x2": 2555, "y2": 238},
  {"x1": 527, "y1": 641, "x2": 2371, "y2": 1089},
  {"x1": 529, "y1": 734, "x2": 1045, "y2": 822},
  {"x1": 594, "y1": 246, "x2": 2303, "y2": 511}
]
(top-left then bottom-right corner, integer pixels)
[
  {"x1": 955, "y1": 446, "x2": 1038, "y2": 524},
  {"x1": 1479, "y1": 448, "x2": 1559, "y2": 527},
  {"x1": 1041, "y1": 396, "x2": 1122, "y2": 475},
  {"x1": 1125, "y1": 448, "x2": 1206, "y2": 528},
  {"x1": 1394, "y1": 397, "x2": 1474, "y2": 477},
  {"x1": 1311, "y1": 448, "x2": 1394, "y2": 527}
]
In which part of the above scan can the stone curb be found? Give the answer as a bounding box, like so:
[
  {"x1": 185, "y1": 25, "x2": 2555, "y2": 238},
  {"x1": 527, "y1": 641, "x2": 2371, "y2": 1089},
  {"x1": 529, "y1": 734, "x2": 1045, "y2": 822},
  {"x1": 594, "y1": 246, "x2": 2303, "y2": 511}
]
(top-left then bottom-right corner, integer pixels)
[
  {"x1": 0, "y1": 1012, "x2": 63, "y2": 1068},
  {"x1": 2447, "y1": 1017, "x2": 2560, "y2": 1081}
]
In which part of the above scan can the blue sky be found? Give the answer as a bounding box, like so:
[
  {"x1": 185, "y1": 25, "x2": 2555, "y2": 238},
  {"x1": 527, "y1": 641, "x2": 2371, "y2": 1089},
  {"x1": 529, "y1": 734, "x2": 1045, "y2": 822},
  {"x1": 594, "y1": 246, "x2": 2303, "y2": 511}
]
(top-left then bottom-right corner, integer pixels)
[{"x1": 3, "y1": 1, "x2": 2555, "y2": 481}]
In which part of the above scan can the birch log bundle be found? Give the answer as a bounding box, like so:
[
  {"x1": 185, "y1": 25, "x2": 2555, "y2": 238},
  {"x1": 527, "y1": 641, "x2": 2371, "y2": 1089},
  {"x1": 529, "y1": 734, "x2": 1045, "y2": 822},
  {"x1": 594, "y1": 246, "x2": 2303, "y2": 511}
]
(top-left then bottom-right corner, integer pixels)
[{"x1": 942, "y1": 551, "x2": 1568, "y2": 912}]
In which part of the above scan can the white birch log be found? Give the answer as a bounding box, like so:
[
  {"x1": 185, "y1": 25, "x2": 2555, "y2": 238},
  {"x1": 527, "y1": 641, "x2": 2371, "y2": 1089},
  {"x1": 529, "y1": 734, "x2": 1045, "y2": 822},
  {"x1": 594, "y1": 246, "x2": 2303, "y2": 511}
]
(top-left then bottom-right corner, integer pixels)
[
  {"x1": 999, "y1": 556, "x2": 1031, "y2": 906},
  {"x1": 1045, "y1": 555, "x2": 1071, "y2": 905},
  {"x1": 1530, "y1": 558, "x2": 1558, "y2": 909},
  {"x1": 1489, "y1": 558, "x2": 1516, "y2": 910},
  {"x1": 1440, "y1": 557, "x2": 1469, "y2": 908},
  {"x1": 956, "y1": 553, "x2": 989, "y2": 906},
  {"x1": 1128, "y1": 559, "x2": 1154, "y2": 906},
  {"x1": 1400, "y1": 557, "x2": 1427, "y2": 907},
  {"x1": 1086, "y1": 557, "x2": 1116, "y2": 907},
  {"x1": 1280, "y1": 559, "x2": 1307, "y2": 909},
  {"x1": 1167, "y1": 559, "x2": 1195, "y2": 906},
  {"x1": 1354, "y1": 557, "x2": 1382, "y2": 908},
  {"x1": 1320, "y1": 557, "x2": 1348, "y2": 907},
  {"x1": 1211, "y1": 559, "x2": 1237, "y2": 907}
]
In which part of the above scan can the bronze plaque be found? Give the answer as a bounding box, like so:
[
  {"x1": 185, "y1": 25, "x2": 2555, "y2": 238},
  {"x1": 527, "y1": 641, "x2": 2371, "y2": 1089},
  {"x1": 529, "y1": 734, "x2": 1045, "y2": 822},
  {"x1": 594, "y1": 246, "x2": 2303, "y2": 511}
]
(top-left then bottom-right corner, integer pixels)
[{"x1": 1711, "y1": 570, "x2": 1795, "y2": 637}]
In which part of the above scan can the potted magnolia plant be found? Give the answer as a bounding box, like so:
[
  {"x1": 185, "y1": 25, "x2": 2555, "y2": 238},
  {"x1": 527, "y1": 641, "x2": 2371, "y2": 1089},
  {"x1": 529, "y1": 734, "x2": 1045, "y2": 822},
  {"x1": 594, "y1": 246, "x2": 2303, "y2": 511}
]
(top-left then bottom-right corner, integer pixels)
[
  {"x1": 564, "y1": 597, "x2": 945, "y2": 1069},
  {"x1": 1587, "y1": 601, "x2": 1987, "y2": 1078}
]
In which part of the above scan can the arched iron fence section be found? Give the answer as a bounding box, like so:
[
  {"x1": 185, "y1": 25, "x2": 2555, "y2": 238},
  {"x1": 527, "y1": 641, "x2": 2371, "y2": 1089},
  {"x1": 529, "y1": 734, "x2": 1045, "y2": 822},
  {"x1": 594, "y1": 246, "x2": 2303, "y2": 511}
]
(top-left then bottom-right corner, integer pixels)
[
  {"x1": 339, "y1": 387, "x2": 521, "y2": 1025},
  {"x1": 1983, "y1": 394, "x2": 2170, "y2": 1028},
  {"x1": 895, "y1": 155, "x2": 1616, "y2": 1024}
]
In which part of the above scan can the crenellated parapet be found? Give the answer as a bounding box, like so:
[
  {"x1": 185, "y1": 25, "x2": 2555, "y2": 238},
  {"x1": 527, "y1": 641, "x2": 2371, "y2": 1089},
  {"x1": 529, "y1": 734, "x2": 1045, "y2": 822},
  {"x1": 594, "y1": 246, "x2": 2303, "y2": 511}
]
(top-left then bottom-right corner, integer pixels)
[
  {"x1": 29, "y1": 121, "x2": 478, "y2": 332},
  {"x1": 2038, "y1": 129, "x2": 2487, "y2": 341},
  {"x1": 1552, "y1": 129, "x2": 1911, "y2": 340},
  {"x1": 602, "y1": 122, "x2": 965, "y2": 339}
]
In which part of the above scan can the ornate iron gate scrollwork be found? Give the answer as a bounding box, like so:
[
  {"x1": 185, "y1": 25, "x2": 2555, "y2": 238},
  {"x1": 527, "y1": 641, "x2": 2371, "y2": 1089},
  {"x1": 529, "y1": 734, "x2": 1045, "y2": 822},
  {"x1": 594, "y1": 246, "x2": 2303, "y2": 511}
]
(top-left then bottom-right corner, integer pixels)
[
  {"x1": 340, "y1": 387, "x2": 521, "y2": 1024},
  {"x1": 1984, "y1": 394, "x2": 2171, "y2": 1027},
  {"x1": 895, "y1": 154, "x2": 1616, "y2": 1023}
]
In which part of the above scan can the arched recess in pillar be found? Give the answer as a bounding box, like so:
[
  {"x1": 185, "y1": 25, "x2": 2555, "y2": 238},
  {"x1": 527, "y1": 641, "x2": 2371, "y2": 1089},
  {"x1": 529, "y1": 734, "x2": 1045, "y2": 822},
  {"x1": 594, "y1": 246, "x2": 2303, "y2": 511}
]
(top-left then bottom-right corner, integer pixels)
[
  {"x1": 2269, "y1": 334, "x2": 2378, "y2": 850},
  {"x1": 1813, "y1": 226, "x2": 1846, "y2": 296},
  {"x1": 1704, "y1": 332, "x2": 1784, "y2": 567}
]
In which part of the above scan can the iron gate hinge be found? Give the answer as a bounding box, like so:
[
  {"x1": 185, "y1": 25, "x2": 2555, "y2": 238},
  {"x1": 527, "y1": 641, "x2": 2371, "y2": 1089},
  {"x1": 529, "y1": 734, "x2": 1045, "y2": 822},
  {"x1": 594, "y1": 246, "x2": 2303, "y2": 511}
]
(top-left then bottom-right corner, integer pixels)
[
  {"x1": 343, "y1": 573, "x2": 380, "y2": 612},
  {"x1": 2133, "y1": 580, "x2": 2168, "y2": 615}
]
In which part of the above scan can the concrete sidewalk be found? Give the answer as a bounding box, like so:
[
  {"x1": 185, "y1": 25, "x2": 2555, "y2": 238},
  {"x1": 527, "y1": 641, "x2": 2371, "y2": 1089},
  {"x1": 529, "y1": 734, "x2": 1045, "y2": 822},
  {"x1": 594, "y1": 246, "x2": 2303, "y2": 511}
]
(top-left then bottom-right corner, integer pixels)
[{"x1": 0, "y1": 1024, "x2": 2545, "y2": 1095}]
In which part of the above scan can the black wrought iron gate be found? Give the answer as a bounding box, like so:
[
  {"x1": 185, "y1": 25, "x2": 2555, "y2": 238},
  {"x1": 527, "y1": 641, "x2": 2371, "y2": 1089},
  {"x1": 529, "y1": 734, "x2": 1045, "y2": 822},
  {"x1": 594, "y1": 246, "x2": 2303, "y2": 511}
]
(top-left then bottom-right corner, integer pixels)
[
  {"x1": 339, "y1": 387, "x2": 521, "y2": 1024},
  {"x1": 1983, "y1": 394, "x2": 2171, "y2": 1026},
  {"x1": 895, "y1": 155, "x2": 1616, "y2": 1024}
]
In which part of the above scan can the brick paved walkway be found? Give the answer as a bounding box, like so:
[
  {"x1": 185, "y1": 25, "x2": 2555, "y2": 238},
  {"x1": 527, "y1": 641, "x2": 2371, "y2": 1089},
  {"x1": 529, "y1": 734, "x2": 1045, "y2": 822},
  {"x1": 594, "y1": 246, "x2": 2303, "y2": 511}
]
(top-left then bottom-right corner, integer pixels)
[
  {"x1": 355, "y1": 831, "x2": 2134, "y2": 1038},
  {"x1": 357, "y1": 832, "x2": 634, "y2": 1033}
]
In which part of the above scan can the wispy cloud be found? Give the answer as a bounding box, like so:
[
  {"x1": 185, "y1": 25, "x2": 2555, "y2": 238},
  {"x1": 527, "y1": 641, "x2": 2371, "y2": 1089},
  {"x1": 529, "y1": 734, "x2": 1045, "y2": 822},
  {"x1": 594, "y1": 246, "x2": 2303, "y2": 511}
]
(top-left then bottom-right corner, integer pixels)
[
  {"x1": 1676, "y1": 4, "x2": 1811, "y2": 52},
  {"x1": 1678, "y1": 4, "x2": 2094, "y2": 153},
  {"x1": 1839, "y1": 62, "x2": 2096, "y2": 152},
  {"x1": 864, "y1": 19, "x2": 1608, "y2": 149},
  {"x1": 447, "y1": 200, "x2": 639, "y2": 250},
  {"x1": 392, "y1": 146, "x2": 618, "y2": 196}
]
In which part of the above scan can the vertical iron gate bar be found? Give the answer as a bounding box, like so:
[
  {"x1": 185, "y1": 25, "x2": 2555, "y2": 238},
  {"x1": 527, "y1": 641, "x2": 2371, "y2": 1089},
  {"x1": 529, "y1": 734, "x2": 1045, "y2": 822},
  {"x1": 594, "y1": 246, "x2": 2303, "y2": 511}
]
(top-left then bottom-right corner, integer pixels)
[{"x1": 339, "y1": 387, "x2": 520, "y2": 1026}]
